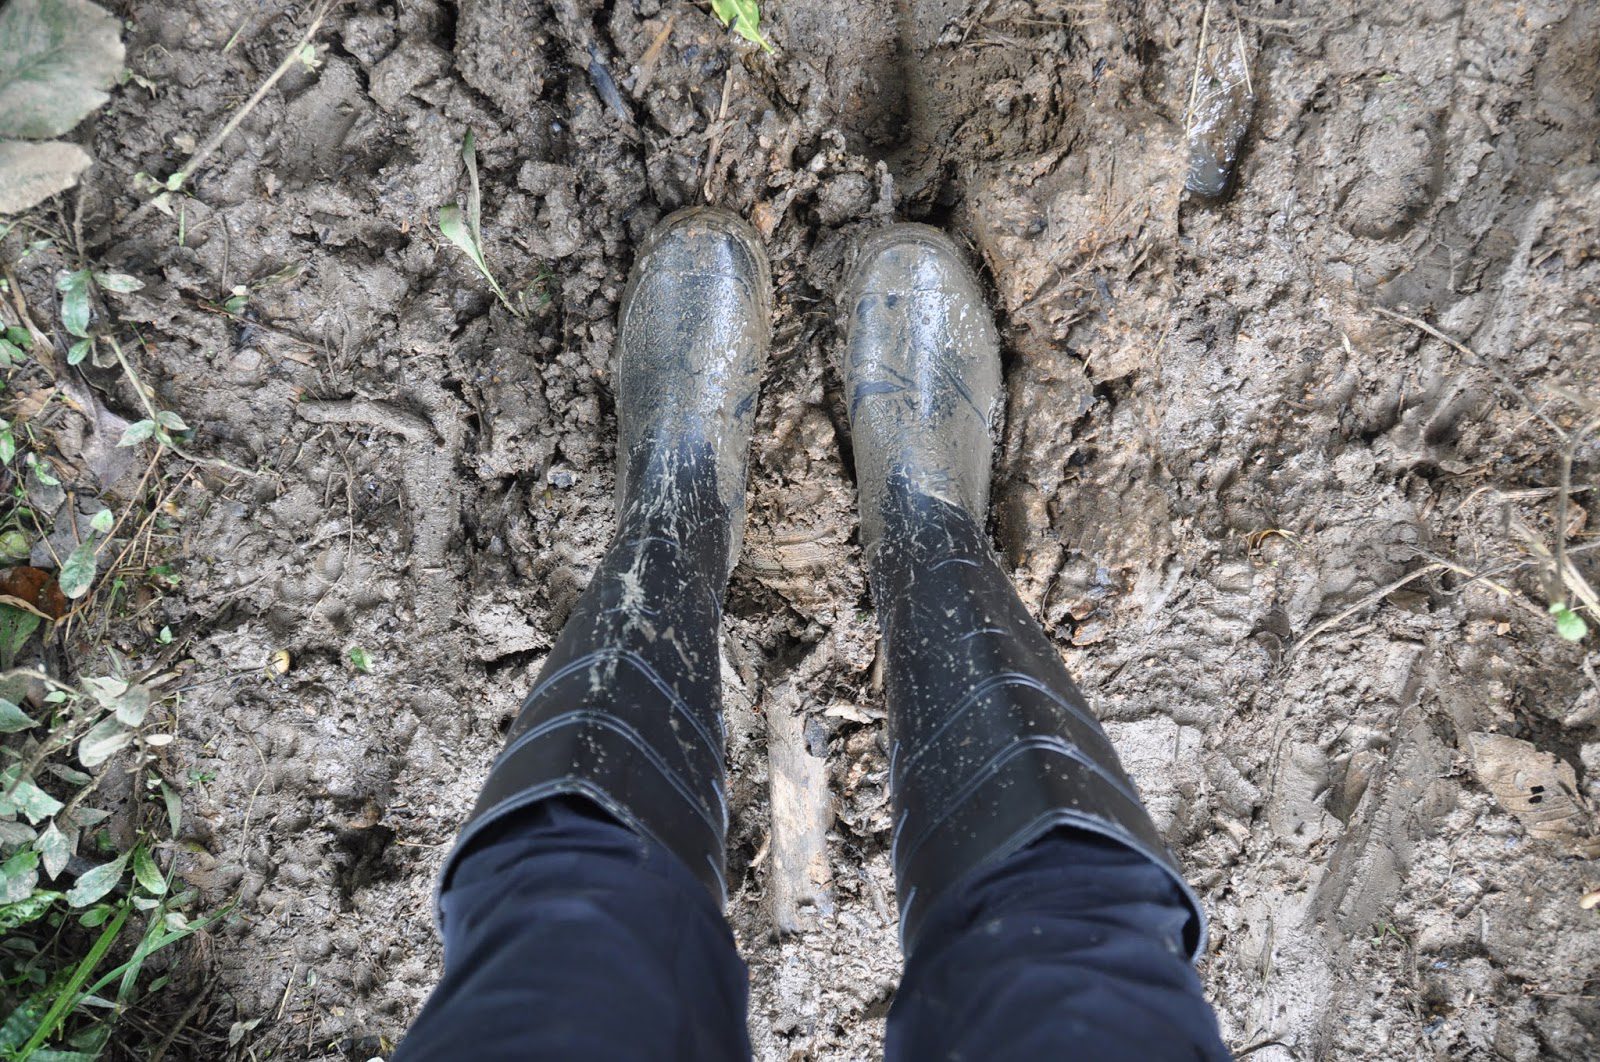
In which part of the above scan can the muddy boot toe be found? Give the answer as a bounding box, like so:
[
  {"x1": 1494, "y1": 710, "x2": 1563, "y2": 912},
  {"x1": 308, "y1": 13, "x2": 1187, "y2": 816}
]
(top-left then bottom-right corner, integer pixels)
[{"x1": 838, "y1": 224, "x2": 1001, "y2": 550}]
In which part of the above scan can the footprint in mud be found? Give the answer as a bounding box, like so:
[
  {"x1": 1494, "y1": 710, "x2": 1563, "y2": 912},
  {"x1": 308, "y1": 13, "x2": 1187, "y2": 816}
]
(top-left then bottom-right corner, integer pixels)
[
  {"x1": 273, "y1": 57, "x2": 380, "y2": 182},
  {"x1": 1333, "y1": 76, "x2": 1444, "y2": 240},
  {"x1": 1297, "y1": 72, "x2": 1444, "y2": 243},
  {"x1": 782, "y1": 0, "x2": 1073, "y2": 197}
]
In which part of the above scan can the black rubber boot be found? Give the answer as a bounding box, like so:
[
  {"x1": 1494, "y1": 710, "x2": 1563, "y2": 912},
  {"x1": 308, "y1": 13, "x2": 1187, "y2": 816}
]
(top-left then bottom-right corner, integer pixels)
[
  {"x1": 839, "y1": 225, "x2": 1206, "y2": 958},
  {"x1": 440, "y1": 207, "x2": 771, "y2": 907}
]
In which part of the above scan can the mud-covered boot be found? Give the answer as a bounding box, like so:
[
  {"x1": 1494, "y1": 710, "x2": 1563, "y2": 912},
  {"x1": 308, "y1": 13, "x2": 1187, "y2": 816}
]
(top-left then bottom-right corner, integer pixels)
[
  {"x1": 440, "y1": 207, "x2": 771, "y2": 909},
  {"x1": 839, "y1": 225, "x2": 1206, "y2": 957}
]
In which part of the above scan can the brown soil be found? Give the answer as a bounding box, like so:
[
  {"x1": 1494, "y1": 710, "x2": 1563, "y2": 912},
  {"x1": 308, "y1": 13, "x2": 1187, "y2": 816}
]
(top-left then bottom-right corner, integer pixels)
[{"x1": 9, "y1": 0, "x2": 1600, "y2": 1056}]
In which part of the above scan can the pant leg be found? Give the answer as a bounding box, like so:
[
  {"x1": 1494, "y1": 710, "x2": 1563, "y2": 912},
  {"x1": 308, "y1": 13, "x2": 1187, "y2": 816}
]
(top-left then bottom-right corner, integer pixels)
[
  {"x1": 886, "y1": 828, "x2": 1230, "y2": 1062},
  {"x1": 397, "y1": 797, "x2": 750, "y2": 1061}
]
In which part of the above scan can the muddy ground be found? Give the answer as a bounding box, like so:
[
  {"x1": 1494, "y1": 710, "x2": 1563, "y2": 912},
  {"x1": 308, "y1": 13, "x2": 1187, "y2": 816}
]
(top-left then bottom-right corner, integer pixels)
[{"x1": 9, "y1": 0, "x2": 1600, "y2": 1055}]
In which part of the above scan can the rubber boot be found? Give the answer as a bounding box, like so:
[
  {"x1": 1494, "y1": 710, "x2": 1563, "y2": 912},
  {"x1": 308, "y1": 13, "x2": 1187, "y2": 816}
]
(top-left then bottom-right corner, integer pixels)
[
  {"x1": 839, "y1": 225, "x2": 1206, "y2": 958},
  {"x1": 439, "y1": 207, "x2": 771, "y2": 909}
]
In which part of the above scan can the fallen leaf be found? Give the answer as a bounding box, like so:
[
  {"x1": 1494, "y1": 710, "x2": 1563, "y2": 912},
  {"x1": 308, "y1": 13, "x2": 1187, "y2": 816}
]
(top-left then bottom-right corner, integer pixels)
[
  {"x1": 1469, "y1": 732, "x2": 1600, "y2": 858},
  {"x1": 10, "y1": 386, "x2": 57, "y2": 421},
  {"x1": 0, "y1": 566, "x2": 68, "y2": 619}
]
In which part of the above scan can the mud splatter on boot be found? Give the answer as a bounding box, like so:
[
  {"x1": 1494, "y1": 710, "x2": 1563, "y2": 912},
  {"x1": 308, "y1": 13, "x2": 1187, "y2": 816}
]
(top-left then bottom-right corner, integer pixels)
[
  {"x1": 839, "y1": 225, "x2": 1206, "y2": 957},
  {"x1": 438, "y1": 208, "x2": 771, "y2": 911}
]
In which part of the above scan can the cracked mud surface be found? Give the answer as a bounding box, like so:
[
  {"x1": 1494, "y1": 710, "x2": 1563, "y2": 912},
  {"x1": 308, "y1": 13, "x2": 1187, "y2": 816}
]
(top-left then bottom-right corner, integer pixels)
[{"x1": 16, "y1": 0, "x2": 1600, "y2": 1056}]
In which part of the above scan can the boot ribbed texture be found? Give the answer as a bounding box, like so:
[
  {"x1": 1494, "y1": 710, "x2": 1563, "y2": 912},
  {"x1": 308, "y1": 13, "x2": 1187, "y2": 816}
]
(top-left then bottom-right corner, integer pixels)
[
  {"x1": 841, "y1": 225, "x2": 1205, "y2": 959},
  {"x1": 438, "y1": 208, "x2": 770, "y2": 913},
  {"x1": 871, "y1": 478, "x2": 1205, "y2": 958}
]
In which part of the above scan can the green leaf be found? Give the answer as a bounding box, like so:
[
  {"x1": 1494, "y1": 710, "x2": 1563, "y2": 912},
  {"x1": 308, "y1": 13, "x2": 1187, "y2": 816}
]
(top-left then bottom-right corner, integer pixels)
[
  {"x1": 77, "y1": 716, "x2": 130, "y2": 768},
  {"x1": 26, "y1": 452, "x2": 59, "y2": 485},
  {"x1": 88, "y1": 507, "x2": 113, "y2": 534},
  {"x1": 117, "y1": 419, "x2": 155, "y2": 447},
  {"x1": 0, "y1": 337, "x2": 22, "y2": 365},
  {"x1": 159, "y1": 780, "x2": 181, "y2": 835},
  {"x1": 45, "y1": 762, "x2": 89, "y2": 785},
  {"x1": 64, "y1": 850, "x2": 128, "y2": 907},
  {"x1": 0, "y1": 996, "x2": 49, "y2": 1052},
  {"x1": 79, "y1": 675, "x2": 125, "y2": 708},
  {"x1": 709, "y1": 0, "x2": 774, "y2": 52},
  {"x1": 0, "y1": 0, "x2": 125, "y2": 139},
  {"x1": 131, "y1": 846, "x2": 165, "y2": 895},
  {"x1": 438, "y1": 204, "x2": 483, "y2": 274},
  {"x1": 91, "y1": 271, "x2": 141, "y2": 293},
  {"x1": 0, "y1": 889, "x2": 59, "y2": 931},
  {"x1": 155, "y1": 409, "x2": 188, "y2": 431},
  {"x1": 0, "y1": 767, "x2": 63, "y2": 823},
  {"x1": 0, "y1": 605, "x2": 41, "y2": 666},
  {"x1": 0, "y1": 139, "x2": 93, "y2": 216},
  {"x1": 1551, "y1": 602, "x2": 1587, "y2": 642},
  {"x1": 20, "y1": 901, "x2": 128, "y2": 1055},
  {"x1": 0, "y1": 429, "x2": 14, "y2": 464},
  {"x1": 57, "y1": 539, "x2": 96, "y2": 599},
  {"x1": 0, "y1": 848, "x2": 38, "y2": 903},
  {"x1": 34, "y1": 820, "x2": 71, "y2": 878},
  {"x1": 65, "y1": 806, "x2": 108, "y2": 828},
  {"x1": 55, "y1": 268, "x2": 90, "y2": 337},
  {"x1": 112, "y1": 682, "x2": 148, "y2": 726},
  {"x1": 347, "y1": 645, "x2": 372, "y2": 673},
  {"x1": 461, "y1": 129, "x2": 483, "y2": 251},
  {"x1": 66, "y1": 337, "x2": 90, "y2": 364},
  {"x1": 0, "y1": 697, "x2": 35, "y2": 733},
  {"x1": 0, "y1": 820, "x2": 36, "y2": 845}
]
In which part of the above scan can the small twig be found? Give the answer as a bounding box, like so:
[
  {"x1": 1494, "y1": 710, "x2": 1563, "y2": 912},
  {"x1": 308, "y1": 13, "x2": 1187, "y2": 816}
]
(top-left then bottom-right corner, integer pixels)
[
  {"x1": 1288, "y1": 563, "x2": 1446, "y2": 660},
  {"x1": 633, "y1": 14, "x2": 678, "y2": 95},
  {"x1": 121, "y1": 0, "x2": 339, "y2": 229},
  {"x1": 297, "y1": 397, "x2": 438, "y2": 443},
  {"x1": 1553, "y1": 414, "x2": 1600, "y2": 612},
  {"x1": 1233, "y1": 19, "x2": 1253, "y2": 96},
  {"x1": 1185, "y1": 0, "x2": 1214, "y2": 134},
  {"x1": 97, "y1": 467, "x2": 198, "y2": 603},
  {"x1": 702, "y1": 66, "x2": 738, "y2": 202},
  {"x1": 150, "y1": 982, "x2": 212, "y2": 1062}
]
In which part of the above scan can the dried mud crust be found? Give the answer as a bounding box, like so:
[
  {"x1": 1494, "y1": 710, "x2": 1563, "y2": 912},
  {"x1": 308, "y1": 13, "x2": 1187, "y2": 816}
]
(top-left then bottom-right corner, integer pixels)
[{"x1": 34, "y1": 0, "x2": 1600, "y2": 1056}]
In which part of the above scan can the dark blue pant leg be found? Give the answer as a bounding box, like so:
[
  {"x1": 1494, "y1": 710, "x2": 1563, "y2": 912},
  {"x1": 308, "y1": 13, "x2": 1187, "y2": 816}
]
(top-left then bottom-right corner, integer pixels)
[
  {"x1": 397, "y1": 798, "x2": 751, "y2": 1061},
  {"x1": 887, "y1": 829, "x2": 1231, "y2": 1062}
]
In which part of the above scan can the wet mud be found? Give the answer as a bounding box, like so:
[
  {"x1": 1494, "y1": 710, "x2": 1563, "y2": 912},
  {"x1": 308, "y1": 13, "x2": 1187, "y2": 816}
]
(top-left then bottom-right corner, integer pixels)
[{"x1": 13, "y1": 0, "x2": 1600, "y2": 1056}]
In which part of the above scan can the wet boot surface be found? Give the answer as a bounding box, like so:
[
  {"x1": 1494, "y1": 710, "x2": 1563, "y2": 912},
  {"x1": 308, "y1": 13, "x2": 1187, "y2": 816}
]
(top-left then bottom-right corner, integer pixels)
[
  {"x1": 445, "y1": 207, "x2": 772, "y2": 903},
  {"x1": 840, "y1": 228, "x2": 1203, "y2": 955}
]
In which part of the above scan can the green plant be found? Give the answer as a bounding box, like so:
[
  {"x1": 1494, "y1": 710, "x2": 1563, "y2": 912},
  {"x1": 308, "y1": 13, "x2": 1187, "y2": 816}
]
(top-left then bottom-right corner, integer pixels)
[
  {"x1": 438, "y1": 130, "x2": 521, "y2": 316},
  {"x1": 0, "y1": 0, "x2": 125, "y2": 215},
  {"x1": 55, "y1": 268, "x2": 142, "y2": 367},
  {"x1": 710, "y1": 0, "x2": 773, "y2": 53},
  {"x1": 0, "y1": 669, "x2": 213, "y2": 1059}
]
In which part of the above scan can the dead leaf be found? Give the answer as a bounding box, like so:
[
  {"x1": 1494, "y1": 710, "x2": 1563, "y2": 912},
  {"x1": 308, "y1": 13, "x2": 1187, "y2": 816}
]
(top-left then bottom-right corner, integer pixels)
[
  {"x1": 0, "y1": 567, "x2": 69, "y2": 620},
  {"x1": 823, "y1": 702, "x2": 879, "y2": 724},
  {"x1": 1469, "y1": 732, "x2": 1600, "y2": 858},
  {"x1": 10, "y1": 386, "x2": 58, "y2": 421}
]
